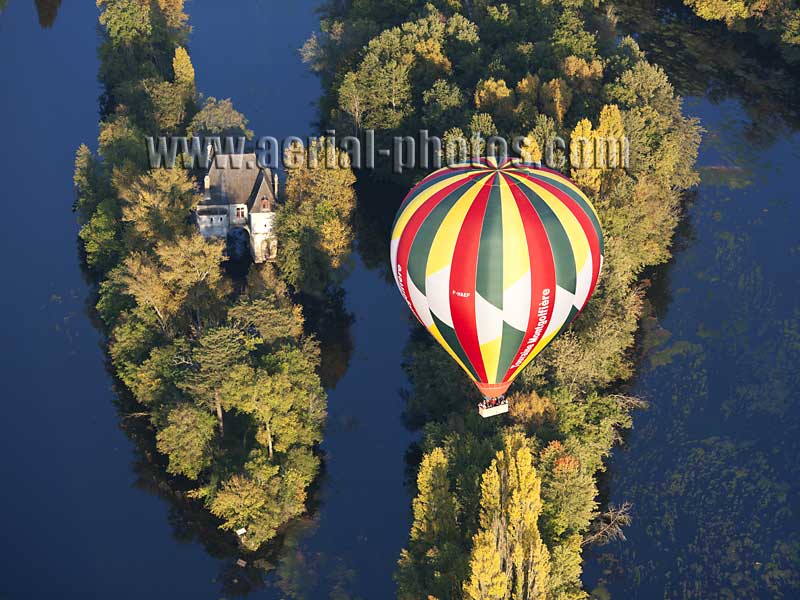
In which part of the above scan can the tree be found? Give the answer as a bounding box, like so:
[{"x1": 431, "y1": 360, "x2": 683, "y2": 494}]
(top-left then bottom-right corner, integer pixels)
[
  {"x1": 561, "y1": 56, "x2": 602, "y2": 94},
  {"x1": 156, "y1": 0, "x2": 188, "y2": 31},
  {"x1": 180, "y1": 326, "x2": 252, "y2": 434},
  {"x1": 422, "y1": 79, "x2": 465, "y2": 130},
  {"x1": 397, "y1": 447, "x2": 465, "y2": 600},
  {"x1": 119, "y1": 168, "x2": 196, "y2": 248},
  {"x1": 277, "y1": 138, "x2": 356, "y2": 295},
  {"x1": 73, "y1": 144, "x2": 99, "y2": 219},
  {"x1": 172, "y1": 46, "x2": 195, "y2": 94},
  {"x1": 514, "y1": 73, "x2": 540, "y2": 130},
  {"x1": 518, "y1": 135, "x2": 543, "y2": 163},
  {"x1": 116, "y1": 252, "x2": 177, "y2": 331},
  {"x1": 538, "y1": 441, "x2": 597, "y2": 546},
  {"x1": 463, "y1": 433, "x2": 551, "y2": 600},
  {"x1": 552, "y1": 9, "x2": 597, "y2": 61},
  {"x1": 463, "y1": 530, "x2": 508, "y2": 600},
  {"x1": 355, "y1": 31, "x2": 414, "y2": 130},
  {"x1": 97, "y1": 0, "x2": 152, "y2": 45},
  {"x1": 129, "y1": 340, "x2": 187, "y2": 405},
  {"x1": 570, "y1": 118, "x2": 600, "y2": 194},
  {"x1": 338, "y1": 71, "x2": 366, "y2": 133},
  {"x1": 220, "y1": 345, "x2": 325, "y2": 462},
  {"x1": 155, "y1": 233, "x2": 228, "y2": 327},
  {"x1": 540, "y1": 78, "x2": 572, "y2": 125},
  {"x1": 144, "y1": 79, "x2": 187, "y2": 133},
  {"x1": 206, "y1": 454, "x2": 308, "y2": 550},
  {"x1": 475, "y1": 78, "x2": 516, "y2": 126},
  {"x1": 79, "y1": 197, "x2": 122, "y2": 273},
  {"x1": 156, "y1": 403, "x2": 217, "y2": 479},
  {"x1": 188, "y1": 96, "x2": 253, "y2": 139},
  {"x1": 228, "y1": 296, "x2": 304, "y2": 346}
]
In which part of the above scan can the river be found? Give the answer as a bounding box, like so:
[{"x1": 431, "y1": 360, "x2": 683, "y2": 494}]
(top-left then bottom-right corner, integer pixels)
[
  {"x1": 583, "y1": 2, "x2": 800, "y2": 598},
  {"x1": 0, "y1": 1, "x2": 797, "y2": 599}
]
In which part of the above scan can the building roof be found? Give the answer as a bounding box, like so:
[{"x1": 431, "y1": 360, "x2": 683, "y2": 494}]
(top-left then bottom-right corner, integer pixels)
[{"x1": 199, "y1": 152, "x2": 276, "y2": 210}]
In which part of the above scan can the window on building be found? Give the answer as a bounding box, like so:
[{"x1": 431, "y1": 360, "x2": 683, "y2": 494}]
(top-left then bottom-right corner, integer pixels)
[
  {"x1": 261, "y1": 196, "x2": 271, "y2": 210},
  {"x1": 236, "y1": 206, "x2": 245, "y2": 219}
]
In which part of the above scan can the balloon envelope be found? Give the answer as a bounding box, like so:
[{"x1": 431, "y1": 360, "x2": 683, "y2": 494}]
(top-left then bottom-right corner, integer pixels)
[{"x1": 390, "y1": 158, "x2": 604, "y2": 398}]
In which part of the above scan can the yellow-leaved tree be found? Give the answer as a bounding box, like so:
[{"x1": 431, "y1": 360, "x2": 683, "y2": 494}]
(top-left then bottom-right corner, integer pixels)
[
  {"x1": 172, "y1": 46, "x2": 195, "y2": 92},
  {"x1": 475, "y1": 78, "x2": 516, "y2": 125},
  {"x1": 397, "y1": 447, "x2": 464, "y2": 600},
  {"x1": 570, "y1": 104, "x2": 626, "y2": 196},
  {"x1": 540, "y1": 78, "x2": 572, "y2": 125},
  {"x1": 463, "y1": 433, "x2": 551, "y2": 600}
]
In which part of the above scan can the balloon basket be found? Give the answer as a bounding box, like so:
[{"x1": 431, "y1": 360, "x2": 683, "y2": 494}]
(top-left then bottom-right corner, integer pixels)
[{"x1": 478, "y1": 396, "x2": 509, "y2": 418}]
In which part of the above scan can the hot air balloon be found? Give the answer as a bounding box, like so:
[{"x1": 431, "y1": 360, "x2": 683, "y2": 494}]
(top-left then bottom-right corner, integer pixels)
[{"x1": 390, "y1": 158, "x2": 603, "y2": 417}]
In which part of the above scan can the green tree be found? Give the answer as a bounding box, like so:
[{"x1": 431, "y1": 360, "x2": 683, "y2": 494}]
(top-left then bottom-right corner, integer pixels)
[
  {"x1": 79, "y1": 196, "x2": 122, "y2": 273},
  {"x1": 115, "y1": 252, "x2": 178, "y2": 332},
  {"x1": 207, "y1": 464, "x2": 307, "y2": 550},
  {"x1": 97, "y1": 0, "x2": 152, "y2": 45},
  {"x1": 144, "y1": 79, "x2": 187, "y2": 133},
  {"x1": 338, "y1": 71, "x2": 367, "y2": 133},
  {"x1": 422, "y1": 78, "x2": 465, "y2": 130},
  {"x1": 156, "y1": 403, "x2": 217, "y2": 479},
  {"x1": 155, "y1": 233, "x2": 228, "y2": 328},
  {"x1": 187, "y1": 96, "x2": 253, "y2": 139},
  {"x1": 119, "y1": 168, "x2": 195, "y2": 248},
  {"x1": 277, "y1": 138, "x2": 356, "y2": 295},
  {"x1": 228, "y1": 296, "x2": 304, "y2": 346},
  {"x1": 180, "y1": 326, "x2": 252, "y2": 434}
]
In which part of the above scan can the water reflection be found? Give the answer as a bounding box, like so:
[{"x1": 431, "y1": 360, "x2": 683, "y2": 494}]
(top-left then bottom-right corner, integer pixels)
[
  {"x1": 615, "y1": 0, "x2": 800, "y2": 144},
  {"x1": 34, "y1": 0, "x2": 60, "y2": 28}
]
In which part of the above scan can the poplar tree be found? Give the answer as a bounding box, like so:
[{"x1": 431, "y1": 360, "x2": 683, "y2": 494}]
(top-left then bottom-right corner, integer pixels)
[
  {"x1": 540, "y1": 78, "x2": 572, "y2": 125},
  {"x1": 463, "y1": 434, "x2": 551, "y2": 600},
  {"x1": 172, "y1": 46, "x2": 195, "y2": 95},
  {"x1": 397, "y1": 447, "x2": 465, "y2": 600}
]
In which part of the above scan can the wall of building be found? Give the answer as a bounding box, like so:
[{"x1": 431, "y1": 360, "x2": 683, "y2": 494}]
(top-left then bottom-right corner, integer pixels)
[
  {"x1": 250, "y1": 212, "x2": 274, "y2": 235},
  {"x1": 197, "y1": 213, "x2": 229, "y2": 238}
]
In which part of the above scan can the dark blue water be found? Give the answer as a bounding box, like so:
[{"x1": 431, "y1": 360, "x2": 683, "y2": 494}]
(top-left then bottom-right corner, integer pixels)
[{"x1": 584, "y1": 96, "x2": 800, "y2": 599}]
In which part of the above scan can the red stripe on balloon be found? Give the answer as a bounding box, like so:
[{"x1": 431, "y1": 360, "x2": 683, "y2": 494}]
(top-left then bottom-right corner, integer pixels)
[
  {"x1": 499, "y1": 173, "x2": 557, "y2": 383},
  {"x1": 395, "y1": 173, "x2": 484, "y2": 325},
  {"x1": 448, "y1": 176, "x2": 493, "y2": 383}
]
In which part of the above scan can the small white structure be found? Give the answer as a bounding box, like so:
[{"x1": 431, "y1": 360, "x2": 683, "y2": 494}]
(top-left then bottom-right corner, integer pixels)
[
  {"x1": 195, "y1": 151, "x2": 279, "y2": 263},
  {"x1": 479, "y1": 400, "x2": 509, "y2": 418}
]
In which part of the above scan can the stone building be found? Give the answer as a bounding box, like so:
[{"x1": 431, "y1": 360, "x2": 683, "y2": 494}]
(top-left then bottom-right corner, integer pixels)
[{"x1": 195, "y1": 152, "x2": 279, "y2": 263}]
